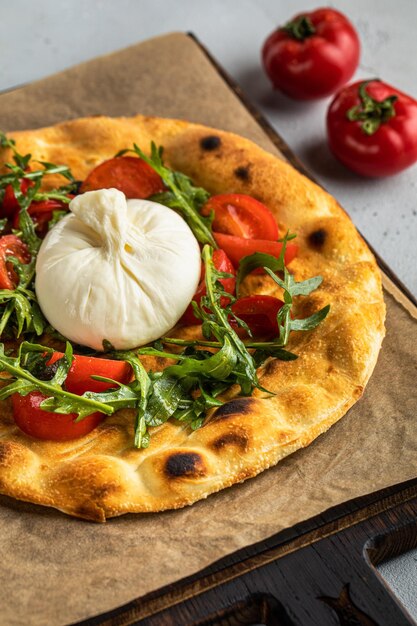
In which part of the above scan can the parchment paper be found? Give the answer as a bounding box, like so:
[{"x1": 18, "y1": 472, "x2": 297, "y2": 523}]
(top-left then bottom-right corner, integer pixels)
[{"x1": 0, "y1": 33, "x2": 416, "y2": 626}]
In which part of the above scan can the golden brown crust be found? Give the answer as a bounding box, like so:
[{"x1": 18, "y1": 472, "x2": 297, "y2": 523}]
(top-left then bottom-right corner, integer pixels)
[{"x1": 0, "y1": 115, "x2": 385, "y2": 521}]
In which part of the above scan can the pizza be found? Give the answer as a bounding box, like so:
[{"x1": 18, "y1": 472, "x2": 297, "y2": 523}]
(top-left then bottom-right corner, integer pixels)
[{"x1": 0, "y1": 115, "x2": 385, "y2": 521}]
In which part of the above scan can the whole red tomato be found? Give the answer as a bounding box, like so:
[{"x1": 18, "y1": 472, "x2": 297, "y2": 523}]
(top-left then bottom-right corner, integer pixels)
[
  {"x1": 262, "y1": 8, "x2": 360, "y2": 99},
  {"x1": 327, "y1": 79, "x2": 417, "y2": 176}
]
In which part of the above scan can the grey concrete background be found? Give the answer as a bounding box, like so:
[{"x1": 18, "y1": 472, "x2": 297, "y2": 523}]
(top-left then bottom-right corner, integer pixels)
[{"x1": 1, "y1": 0, "x2": 416, "y2": 620}]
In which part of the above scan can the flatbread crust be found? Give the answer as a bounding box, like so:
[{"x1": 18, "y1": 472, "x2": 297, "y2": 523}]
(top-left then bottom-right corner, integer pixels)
[{"x1": 0, "y1": 115, "x2": 385, "y2": 521}]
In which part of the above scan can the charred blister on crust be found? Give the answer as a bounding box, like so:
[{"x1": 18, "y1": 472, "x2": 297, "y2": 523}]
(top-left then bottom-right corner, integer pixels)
[
  {"x1": 200, "y1": 135, "x2": 221, "y2": 151},
  {"x1": 234, "y1": 165, "x2": 251, "y2": 181},
  {"x1": 213, "y1": 398, "x2": 255, "y2": 420},
  {"x1": 165, "y1": 452, "x2": 207, "y2": 479},
  {"x1": 211, "y1": 432, "x2": 249, "y2": 452},
  {"x1": 308, "y1": 228, "x2": 327, "y2": 248}
]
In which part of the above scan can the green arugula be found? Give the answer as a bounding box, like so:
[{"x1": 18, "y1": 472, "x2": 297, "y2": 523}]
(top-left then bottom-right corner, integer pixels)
[
  {"x1": 0, "y1": 341, "x2": 138, "y2": 420},
  {"x1": 0, "y1": 137, "x2": 331, "y2": 449},
  {"x1": 115, "y1": 142, "x2": 217, "y2": 248},
  {"x1": 236, "y1": 234, "x2": 330, "y2": 347},
  {"x1": 0, "y1": 132, "x2": 76, "y2": 193},
  {"x1": 0, "y1": 131, "x2": 80, "y2": 339}
]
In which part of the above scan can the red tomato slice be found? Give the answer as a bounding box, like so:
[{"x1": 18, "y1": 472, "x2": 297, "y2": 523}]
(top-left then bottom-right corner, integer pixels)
[
  {"x1": 213, "y1": 232, "x2": 298, "y2": 268},
  {"x1": 0, "y1": 235, "x2": 31, "y2": 290},
  {"x1": 12, "y1": 392, "x2": 103, "y2": 442},
  {"x1": 12, "y1": 198, "x2": 70, "y2": 236},
  {"x1": 12, "y1": 354, "x2": 132, "y2": 441},
  {"x1": 1, "y1": 178, "x2": 32, "y2": 218},
  {"x1": 181, "y1": 249, "x2": 236, "y2": 325},
  {"x1": 202, "y1": 194, "x2": 279, "y2": 240},
  {"x1": 47, "y1": 352, "x2": 132, "y2": 395},
  {"x1": 80, "y1": 156, "x2": 165, "y2": 198},
  {"x1": 231, "y1": 295, "x2": 284, "y2": 337}
]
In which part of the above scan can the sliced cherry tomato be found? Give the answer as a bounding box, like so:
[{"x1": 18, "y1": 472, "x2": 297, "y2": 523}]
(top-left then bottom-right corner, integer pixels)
[
  {"x1": 80, "y1": 156, "x2": 165, "y2": 198},
  {"x1": 47, "y1": 352, "x2": 132, "y2": 395},
  {"x1": 231, "y1": 295, "x2": 284, "y2": 338},
  {"x1": 201, "y1": 194, "x2": 279, "y2": 240},
  {"x1": 327, "y1": 79, "x2": 417, "y2": 177},
  {"x1": 11, "y1": 198, "x2": 71, "y2": 236},
  {"x1": 12, "y1": 392, "x2": 103, "y2": 441},
  {"x1": 181, "y1": 249, "x2": 236, "y2": 325},
  {"x1": 0, "y1": 235, "x2": 31, "y2": 290},
  {"x1": 262, "y1": 8, "x2": 360, "y2": 100},
  {"x1": 12, "y1": 354, "x2": 132, "y2": 441},
  {"x1": 213, "y1": 232, "x2": 298, "y2": 269},
  {"x1": 1, "y1": 178, "x2": 32, "y2": 218}
]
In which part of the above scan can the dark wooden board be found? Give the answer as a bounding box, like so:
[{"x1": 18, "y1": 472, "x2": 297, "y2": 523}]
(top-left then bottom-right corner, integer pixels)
[{"x1": 70, "y1": 34, "x2": 417, "y2": 626}]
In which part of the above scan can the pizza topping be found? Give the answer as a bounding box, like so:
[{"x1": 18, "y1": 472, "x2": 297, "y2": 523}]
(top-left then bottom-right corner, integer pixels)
[
  {"x1": 213, "y1": 232, "x2": 298, "y2": 268},
  {"x1": 80, "y1": 156, "x2": 165, "y2": 198},
  {"x1": 202, "y1": 194, "x2": 279, "y2": 240},
  {"x1": 0, "y1": 237, "x2": 328, "y2": 448},
  {"x1": 12, "y1": 198, "x2": 71, "y2": 237},
  {"x1": 35, "y1": 188, "x2": 201, "y2": 350},
  {"x1": 0, "y1": 136, "x2": 330, "y2": 450},
  {"x1": 1, "y1": 177, "x2": 33, "y2": 218},
  {"x1": 230, "y1": 295, "x2": 284, "y2": 338},
  {"x1": 119, "y1": 143, "x2": 217, "y2": 248},
  {"x1": 11, "y1": 351, "x2": 132, "y2": 440},
  {"x1": 0, "y1": 234, "x2": 45, "y2": 338},
  {"x1": 12, "y1": 392, "x2": 104, "y2": 441},
  {"x1": 0, "y1": 132, "x2": 79, "y2": 339},
  {"x1": 0, "y1": 132, "x2": 76, "y2": 225},
  {"x1": 0, "y1": 235, "x2": 31, "y2": 290},
  {"x1": 181, "y1": 248, "x2": 236, "y2": 325}
]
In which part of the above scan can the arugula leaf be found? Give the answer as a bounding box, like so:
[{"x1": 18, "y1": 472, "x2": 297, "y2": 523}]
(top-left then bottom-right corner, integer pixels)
[
  {"x1": 263, "y1": 267, "x2": 330, "y2": 343},
  {"x1": 111, "y1": 350, "x2": 152, "y2": 448},
  {"x1": 197, "y1": 245, "x2": 260, "y2": 394},
  {"x1": 0, "y1": 130, "x2": 79, "y2": 339},
  {"x1": 48, "y1": 210, "x2": 68, "y2": 230},
  {"x1": 134, "y1": 338, "x2": 237, "y2": 430},
  {"x1": 0, "y1": 132, "x2": 31, "y2": 170},
  {"x1": 236, "y1": 230, "x2": 294, "y2": 294},
  {"x1": 117, "y1": 142, "x2": 216, "y2": 248},
  {"x1": 0, "y1": 257, "x2": 47, "y2": 338}
]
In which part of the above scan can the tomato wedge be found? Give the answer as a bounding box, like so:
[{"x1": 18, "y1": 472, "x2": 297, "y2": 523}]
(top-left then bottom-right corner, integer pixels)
[
  {"x1": 181, "y1": 249, "x2": 236, "y2": 325},
  {"x1": 11, "y1": 198, "x2": 70, "y2": 236},
  {"x1": 0, "y1": 235, "x2": 31, "y2": 290},
  {"x1": 213, "y1": 232, "x2": 298, "y2": 268},
  {"x1": 47, "y1": 352, "x2": 132, "y2": 395},
  {"x1": 202, "y1": 194, "x2": 279, "y2": 240},
  {"x1": 80, "y1": 156, "x2": 165, "y2": 198},
  {"x1": 12, "y1": 354, "x2": 132, "y2": 441},
  {"x1": 1, "y1": 178, "x2": 32, "y2": 218},
  {"x1": 12, "y1": 393, "x2": 104, "y2": 441},
  {"x1": 231, "y1": 295, "x2": 284, "y2": 338}
]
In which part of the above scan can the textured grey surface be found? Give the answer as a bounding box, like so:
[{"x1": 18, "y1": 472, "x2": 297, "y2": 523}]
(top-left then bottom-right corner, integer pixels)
[{"x1": 0, "y1": 0, "x2": 416, "y2": 620}]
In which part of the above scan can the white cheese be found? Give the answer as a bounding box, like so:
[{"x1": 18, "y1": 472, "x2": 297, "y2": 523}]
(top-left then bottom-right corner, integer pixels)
[{"x1": 35, "y1": 188, "x2": 201, "y2": 350}]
